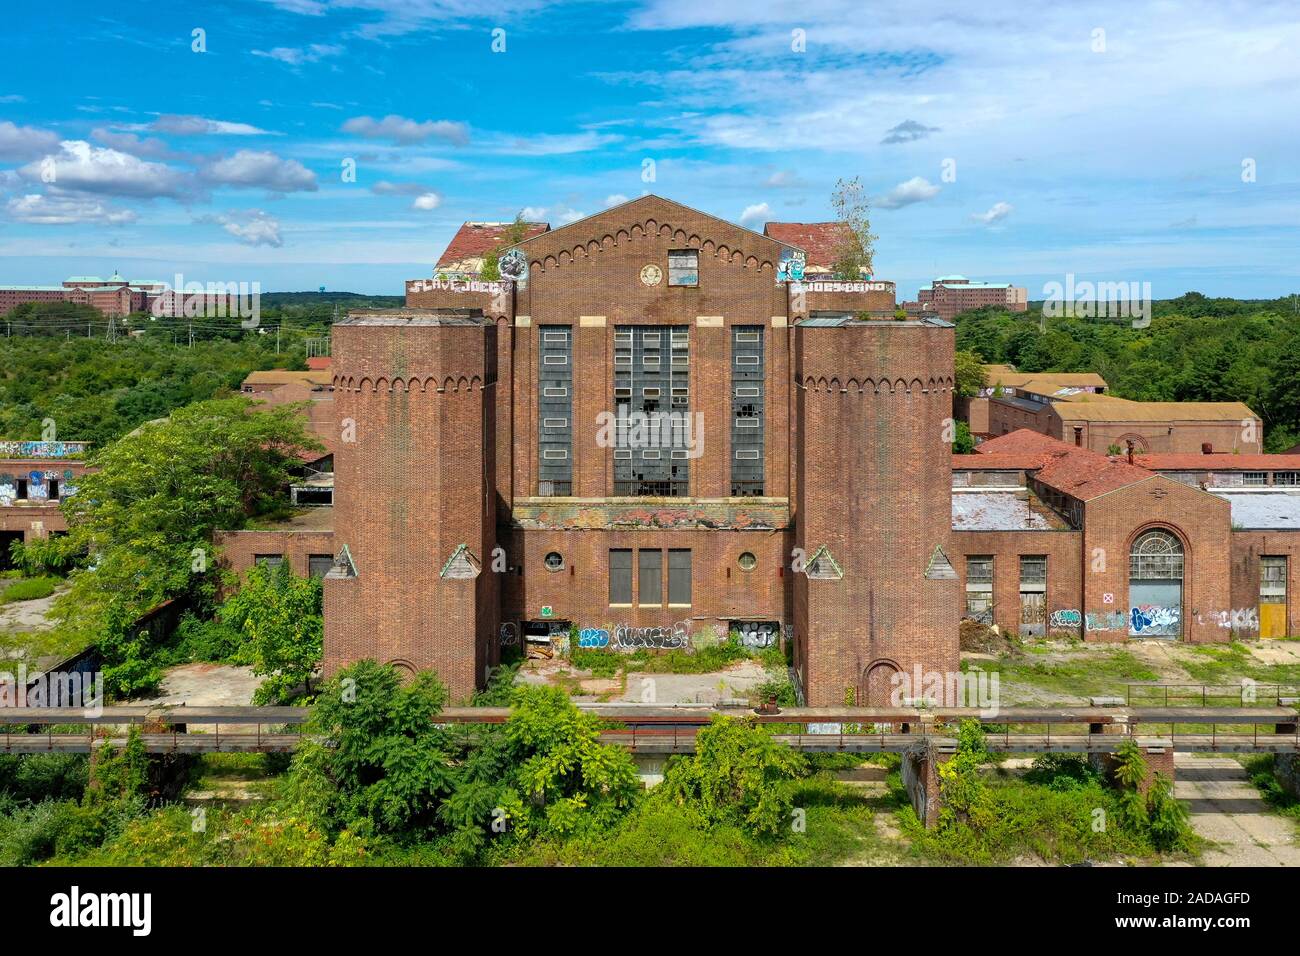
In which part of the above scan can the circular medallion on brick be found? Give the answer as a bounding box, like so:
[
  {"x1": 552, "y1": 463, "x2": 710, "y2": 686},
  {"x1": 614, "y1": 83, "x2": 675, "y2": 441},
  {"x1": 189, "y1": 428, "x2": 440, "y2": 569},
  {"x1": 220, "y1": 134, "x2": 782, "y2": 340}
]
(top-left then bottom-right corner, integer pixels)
[
  {"x1": 639, "y1": 264, "x2": 662, "y2": 286},
  {"x1": 738, "y1": 551, "x2": 757, "y2": 571}
]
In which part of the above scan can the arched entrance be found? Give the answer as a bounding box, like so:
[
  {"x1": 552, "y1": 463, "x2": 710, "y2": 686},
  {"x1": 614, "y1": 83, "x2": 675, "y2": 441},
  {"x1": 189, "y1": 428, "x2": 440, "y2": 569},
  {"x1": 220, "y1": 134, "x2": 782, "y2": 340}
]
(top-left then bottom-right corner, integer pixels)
[
  {"x1": 861, "y1": 660, "x2": 901, "y2": 707},
  {"x1": 1128, "y1": 529, "x2": 1183, "y2": 638}
]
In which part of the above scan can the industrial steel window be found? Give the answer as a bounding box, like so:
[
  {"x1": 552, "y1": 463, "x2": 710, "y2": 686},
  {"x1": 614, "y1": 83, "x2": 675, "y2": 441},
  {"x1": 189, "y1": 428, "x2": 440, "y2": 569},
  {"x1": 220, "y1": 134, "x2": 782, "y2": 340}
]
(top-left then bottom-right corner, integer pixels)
[
  {"x1": 1019, "y1": 555, "x2": 1047, "y2": 590},
  {"x1": 613, "y1": 324, "x2": 689, "y2": 496},
  {"x1": 638, "y1": 549, "x2": 663, "y2": 606},
  {"x1": 731, "y1": 326, "x2": 765, "y2": 496},
  {"x1": 308, "y1": 554, "x2": 334, "y2": 578},
  {"x1": 1274, "y1": 472, "x2": 1299, "y2": 486},
  {"x1": 1243, "y1": 472, "x2": 1268, "y2": 486},
  {"x1": 965, "y1": 556, "x2": 993, "y2": 623},
  {"x1": 668, "y1": 250, "x2": 698, "y2": 287},
  {"x1": 538, "y1": 325, "x2": 572, "y2": 496},
  {"x1": 1261, "y1": 556, "x2": 1287, "y2": 598},
  {"x1": 668, "y1": 549, "x2": 691, "y2": 605},
  {"x1": 255, "y1": 554, "x2": 285, "y2": 568},
  {"x1": 610, "y1": 549, "x2": 633, "y2": 605},
  {"x1": 1130, "y1": 530, "x2": 1184, "y2": 579}
]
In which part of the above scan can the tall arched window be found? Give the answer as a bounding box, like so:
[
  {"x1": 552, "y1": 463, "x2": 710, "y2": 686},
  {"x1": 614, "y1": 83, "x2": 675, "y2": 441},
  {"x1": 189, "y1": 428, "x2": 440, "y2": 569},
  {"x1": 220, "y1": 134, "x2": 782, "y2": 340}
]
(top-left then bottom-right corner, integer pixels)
[{"x1": 1128, "y1": 529, "x2": 1184, "y2": 637}]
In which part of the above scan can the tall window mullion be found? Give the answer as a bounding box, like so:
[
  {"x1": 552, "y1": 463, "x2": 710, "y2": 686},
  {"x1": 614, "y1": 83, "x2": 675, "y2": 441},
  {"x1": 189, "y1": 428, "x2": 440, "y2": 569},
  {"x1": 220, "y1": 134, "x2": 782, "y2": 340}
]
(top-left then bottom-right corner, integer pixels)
[
  {"x1": 538, "y1": 326, "x2": 572, "y2": 495},
  {"x1": 731, "y1": 326, "x2": 764, "y2": 496}
]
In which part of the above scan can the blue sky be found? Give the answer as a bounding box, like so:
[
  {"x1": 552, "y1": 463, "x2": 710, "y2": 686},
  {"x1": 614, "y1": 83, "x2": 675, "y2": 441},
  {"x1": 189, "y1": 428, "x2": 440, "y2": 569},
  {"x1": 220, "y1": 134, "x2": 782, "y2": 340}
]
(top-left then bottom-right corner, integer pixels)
[{"x1": 1, "y1": 0, "x2": 1298, "y2": 298}]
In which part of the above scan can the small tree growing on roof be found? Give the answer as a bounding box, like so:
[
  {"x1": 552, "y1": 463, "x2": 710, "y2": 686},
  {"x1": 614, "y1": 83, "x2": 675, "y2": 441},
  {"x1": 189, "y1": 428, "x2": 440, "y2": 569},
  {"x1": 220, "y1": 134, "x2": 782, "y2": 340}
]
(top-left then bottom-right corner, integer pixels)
[{"x1": 830, "y1": 176, "x2": 877, "y2": 281}]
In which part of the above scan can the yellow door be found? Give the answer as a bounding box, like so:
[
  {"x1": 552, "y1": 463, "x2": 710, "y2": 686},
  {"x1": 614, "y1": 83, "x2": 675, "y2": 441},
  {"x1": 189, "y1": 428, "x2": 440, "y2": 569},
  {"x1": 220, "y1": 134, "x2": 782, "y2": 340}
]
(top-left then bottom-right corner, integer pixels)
[{"x1": 1260, "y1": 602, "x2": 1287, "y2": 639}]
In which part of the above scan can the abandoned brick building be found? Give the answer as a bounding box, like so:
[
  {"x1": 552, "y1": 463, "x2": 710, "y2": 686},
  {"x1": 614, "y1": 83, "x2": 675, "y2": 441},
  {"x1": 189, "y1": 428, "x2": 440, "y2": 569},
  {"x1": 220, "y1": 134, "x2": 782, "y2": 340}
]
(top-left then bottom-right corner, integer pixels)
[{"x1": 214, "y1": 195, "x2": 1300, "y2": 702}]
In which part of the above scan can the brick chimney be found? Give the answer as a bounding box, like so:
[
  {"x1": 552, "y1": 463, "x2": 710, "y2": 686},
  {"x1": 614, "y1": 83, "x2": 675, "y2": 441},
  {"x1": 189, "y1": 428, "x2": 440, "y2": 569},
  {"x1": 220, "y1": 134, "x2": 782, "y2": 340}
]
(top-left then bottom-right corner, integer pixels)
[
  {"x1": 1126, "y1": 439, "x2": 1135, "y2": 465},
  {"x1": 1201, "y1": 442, "x2": 1213, "y2": 455},
  {"x1": 1072, "y1": 425, "x2": 1083, "y2": 447}
]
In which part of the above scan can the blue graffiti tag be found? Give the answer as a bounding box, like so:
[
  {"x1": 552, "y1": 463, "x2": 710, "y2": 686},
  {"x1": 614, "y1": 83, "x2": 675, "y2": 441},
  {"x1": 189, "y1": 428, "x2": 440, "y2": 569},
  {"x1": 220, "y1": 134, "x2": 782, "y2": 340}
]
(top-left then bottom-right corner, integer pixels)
[{"x1": 578, "y1": 628, "x2": 610, "y2": 648}]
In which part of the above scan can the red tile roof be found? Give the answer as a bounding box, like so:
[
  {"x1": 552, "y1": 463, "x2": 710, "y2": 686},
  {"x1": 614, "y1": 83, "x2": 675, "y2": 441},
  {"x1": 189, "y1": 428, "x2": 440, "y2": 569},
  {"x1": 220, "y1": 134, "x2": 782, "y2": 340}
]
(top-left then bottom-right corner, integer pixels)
[
  {"x1": 952, "y1": 453, "x2": 1046, "y2": 470},
  {"x1": 436, "y1": 221, "x2": 550, "y2": 271},
  {"x1": 974, "y1": 429, "x2": 1076, "y2": 463},
  {"x1": 1033, "y1": 450, "x2": 1154, "y2": 501},
  {"x1": 974, "y1": 429, "x2": 1156, "y2": 500},
  {"x1": 762, "y1": 221, "x2": 851, "y2": 271},
  {"x1": 1135, "y1": 454, "x2": 1300, "y2": 471}
]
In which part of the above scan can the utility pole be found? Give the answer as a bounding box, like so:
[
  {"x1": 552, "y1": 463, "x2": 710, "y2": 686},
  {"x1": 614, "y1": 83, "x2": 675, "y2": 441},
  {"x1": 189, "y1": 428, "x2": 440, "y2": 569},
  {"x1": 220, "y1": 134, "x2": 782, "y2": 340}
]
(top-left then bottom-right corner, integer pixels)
[{"x1": 276, "y1": 322, "x2": 281, "y2": 354}]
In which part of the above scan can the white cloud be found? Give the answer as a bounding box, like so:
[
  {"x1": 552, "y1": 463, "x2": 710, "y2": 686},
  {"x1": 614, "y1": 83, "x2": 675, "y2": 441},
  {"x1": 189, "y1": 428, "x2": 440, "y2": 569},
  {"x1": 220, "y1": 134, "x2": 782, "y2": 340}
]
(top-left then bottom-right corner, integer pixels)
[
  {"x1": 411, "y1": 192, "x2": 441, "y2": 211},
  {"x1": 876, "y1": 176, "x2": 941, "y2": 210},
  {"x1": 0, "y1": 121, "x2": 61, "y2": 162},
  {"x1": 6, "y1": 193, "x2": 137, "y2": 225},
  {"x1": 605, "y1": 194, "x2": 629, "y2": 207},
  {"x1": 201, "y1": 150, "x2": 318, "y2": 193},
  {"x1": 738, "y1": 202, "x2": 771, "y2": 228},
  {"x1": 210, "y1": 210, "x2": 284, "y2": 247},
  {"x1": 91, "y1": 128, "x2": 185, "y2": 161},
  {"x1": 0, "y1": 94, "x2": 25, "y2": 104},
  {"x1": 972, "y1": 201, "x2": 1014, "y2": 225},
  {"x1": 147, "y1": 114, "x2": 276, "y2": 136},
  {"x1": 342, "y1": 114, "x2": 470, "y2": 146},
  {"x1": 522, "y1": 203, "x2": 584, "y2": 224},
  {"x1": 18, "y1": 140, "x2": 191, "y2": 199},
  {"x1": 252, "y1": 44, "x2": 344, "y2": 66},
  {"x1": 763, "y1": 169, "x2": 804, "y2": 188}
]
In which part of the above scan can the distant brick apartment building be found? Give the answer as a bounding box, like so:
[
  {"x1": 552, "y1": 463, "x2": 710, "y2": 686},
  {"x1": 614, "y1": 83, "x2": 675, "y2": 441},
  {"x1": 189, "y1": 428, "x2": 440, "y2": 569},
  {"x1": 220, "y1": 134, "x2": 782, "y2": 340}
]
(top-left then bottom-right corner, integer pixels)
[
  {"x1": 215, "y1": 196, "x2": 1300, "y2": 701},
  {"x1": 918, "y1": 275, "x2": 1028, "y2": 322}
]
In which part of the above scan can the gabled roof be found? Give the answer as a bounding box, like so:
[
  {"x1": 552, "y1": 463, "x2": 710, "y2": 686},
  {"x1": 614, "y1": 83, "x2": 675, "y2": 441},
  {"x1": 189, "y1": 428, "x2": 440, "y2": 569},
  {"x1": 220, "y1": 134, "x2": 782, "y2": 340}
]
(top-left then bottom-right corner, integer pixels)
[
  {"x1": 517, "y1": 194, "x2": 785, "y2": 259},
  {"x1": 952, "y1": 453, "x2": 1044, "y2": 470},
  {"x1": 983, "y1": 365, "x2": 1108, "y2": 390},
  {"x1": 762, "y1": 221, "x2": 851, "y2": 272},
  {"x1": 435, "y1": 221, "x2": 550, "y2": 272},
  {"x1": 975, "y1": 429, "x2": 1155, "y2": 501},
  {"x1": 1053, "y1": 401, "x2": 1257, "y2": 423},
  {"x1": 242, "y1": 369, "x2": 333, "y2": 388},
  {"x1": 1033, "y1": 450, "x2": 1154, "y2": 501}
]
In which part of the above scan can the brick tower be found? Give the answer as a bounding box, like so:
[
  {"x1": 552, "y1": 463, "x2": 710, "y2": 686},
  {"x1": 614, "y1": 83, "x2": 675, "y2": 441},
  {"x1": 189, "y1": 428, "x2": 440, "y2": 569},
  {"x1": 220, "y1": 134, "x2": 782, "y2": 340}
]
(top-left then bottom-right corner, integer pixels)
[
  {"x1": 323, "y1": 310, "x2": 499, "y2": 699},
  {"x1": 792, "y1": 318, "x2": 960, "y2": 706}
]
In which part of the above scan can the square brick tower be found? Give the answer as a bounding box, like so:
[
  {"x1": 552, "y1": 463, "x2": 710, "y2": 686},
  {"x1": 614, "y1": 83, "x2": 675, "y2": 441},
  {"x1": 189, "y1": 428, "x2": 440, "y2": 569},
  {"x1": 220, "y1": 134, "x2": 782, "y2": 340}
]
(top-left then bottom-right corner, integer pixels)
[
  {"x1": 323, "y1": 310, "x2": 499, "y2": 699},
  {"x1": 792, "y1": 318, "x2": 960, "y2": 706}
]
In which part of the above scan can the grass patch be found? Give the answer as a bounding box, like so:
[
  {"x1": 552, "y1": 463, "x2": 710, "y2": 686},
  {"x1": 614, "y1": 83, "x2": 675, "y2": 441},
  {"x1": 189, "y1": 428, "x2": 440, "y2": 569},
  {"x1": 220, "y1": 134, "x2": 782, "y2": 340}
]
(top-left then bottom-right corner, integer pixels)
[
  {"x1": 969, "y1": 648, "x2": 1160, "y2": 702},
  {"x1": 1241, "y1": 754, "x2": 1300, "y2": 833},
  {"x1": 0, "y1": 577, "x2": 60, "y2": 604}
]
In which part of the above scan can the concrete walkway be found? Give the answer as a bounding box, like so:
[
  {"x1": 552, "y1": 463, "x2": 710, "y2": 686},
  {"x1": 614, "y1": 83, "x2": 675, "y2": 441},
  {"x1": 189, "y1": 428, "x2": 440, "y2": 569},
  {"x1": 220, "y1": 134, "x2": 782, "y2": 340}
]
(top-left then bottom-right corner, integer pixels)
[{"x1": 1174, "y1": 754, "x2": 1300, "y2": 866}]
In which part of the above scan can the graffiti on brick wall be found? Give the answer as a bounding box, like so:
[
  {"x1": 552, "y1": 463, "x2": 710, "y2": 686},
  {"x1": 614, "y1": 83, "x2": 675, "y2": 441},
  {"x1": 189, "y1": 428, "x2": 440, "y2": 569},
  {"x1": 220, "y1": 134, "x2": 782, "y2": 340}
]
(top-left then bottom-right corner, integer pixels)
[
  {"x1": 734, "y1": 621, "x2": 779, "y2": 648},
  {"x1": 1048, "y1": 609, "x2": 1081, "y2": 630},
  {"x1": 1085, "y1": 610, "x2": 1127, "y2": 632},
  {"x1": 0, "y1": 441, "x2": 87, "y2": 459},
  {"x1": 1130, "y1": 605, "x2": 1180, "y2": 634},
  {"x1": 1189, "y1": 608, "x2": 1261, "y2": 632},
  {"x1": 499, "y1": 622, "x2": 518, "y2": 647},
  {"x1": 578, "y1": 627, "x2": 610, "y2": 648},
  {"x1": 613, "y1": 621, "x2": 690, "y2": 650},
  {"x1": 0, "y1": 470, "x2": 75, "y2": 506}
]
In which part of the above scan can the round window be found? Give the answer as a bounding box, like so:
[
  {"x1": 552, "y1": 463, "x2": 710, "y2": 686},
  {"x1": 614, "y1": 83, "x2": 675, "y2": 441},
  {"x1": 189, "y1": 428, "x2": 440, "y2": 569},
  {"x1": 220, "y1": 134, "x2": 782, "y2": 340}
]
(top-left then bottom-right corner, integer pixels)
[
  {"x1": 544, "y1": 551, "x2": 564, "y2": 572},
  {"x1": 738, "y1": 551, "x2": 757, "y2": 571}
]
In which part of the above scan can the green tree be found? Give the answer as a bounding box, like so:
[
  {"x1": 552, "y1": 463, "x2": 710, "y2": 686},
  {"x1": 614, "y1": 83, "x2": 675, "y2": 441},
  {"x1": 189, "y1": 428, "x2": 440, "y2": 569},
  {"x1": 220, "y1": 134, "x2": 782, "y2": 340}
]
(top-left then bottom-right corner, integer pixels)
[
  {"x1": 54, "y1": 397, "x2": 321, "y2": 695},
  {"x1": 952, "y1": 420, "x2": 976, "y2": 454},
  {"x1": 829, "y1": 177, "x2": 877, "y2": 280},
  {"x1": 953, "y1": 349, "x2": 987, "y2": 398},
  {"x1": 219, "y1": 561, "x2": 323, "y2": 703},
  {"x1": 661, "y1": 716, "x2": 807, "y2": 836},
  {"x1": 286, "y1": 660, "x2": 457, "y2": 836},
  {"x1": 440, "y1": 684, "x2": 640, "y2": 856}
]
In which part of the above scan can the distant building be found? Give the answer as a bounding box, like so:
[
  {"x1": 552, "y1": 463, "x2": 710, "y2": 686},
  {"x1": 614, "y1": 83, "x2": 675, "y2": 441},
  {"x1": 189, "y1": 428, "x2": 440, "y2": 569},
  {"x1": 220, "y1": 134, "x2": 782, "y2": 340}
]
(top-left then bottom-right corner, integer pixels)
[
  {"x1": 0, "y1": 441, "x2": 91, "y2": 565},
  {"x1": 1, "y1": 272, "x2": 170, "y2": 318},
  {"x1": 919, "y1": 275, "x2": 1028, "y2": 322}
]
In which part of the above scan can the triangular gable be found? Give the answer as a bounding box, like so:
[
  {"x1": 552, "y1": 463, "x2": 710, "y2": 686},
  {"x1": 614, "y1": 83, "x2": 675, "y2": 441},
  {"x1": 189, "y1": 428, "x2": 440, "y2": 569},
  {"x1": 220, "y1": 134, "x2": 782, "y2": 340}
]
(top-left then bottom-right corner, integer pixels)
[
  {"x1": 805, "y1": 545, "x2": 843, "y2": 580},
  {"x1": 924, "y1": 545, "x2": 958, "y2": 580},
  {"x1": 440, "y1": 543, "x2": 481, "y2": 580},
  {"x1": 335, "y1": 544, "x2": 357, "y2": 578}
]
